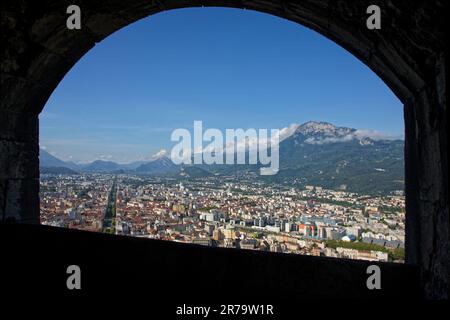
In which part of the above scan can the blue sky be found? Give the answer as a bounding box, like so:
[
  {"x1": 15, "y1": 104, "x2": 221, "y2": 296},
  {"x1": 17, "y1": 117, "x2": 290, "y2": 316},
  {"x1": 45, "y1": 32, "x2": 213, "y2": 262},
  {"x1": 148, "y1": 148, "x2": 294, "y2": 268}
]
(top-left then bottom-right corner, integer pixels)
[{"x1": 40, "y1": 7, "x2": 403, "y2": 163}]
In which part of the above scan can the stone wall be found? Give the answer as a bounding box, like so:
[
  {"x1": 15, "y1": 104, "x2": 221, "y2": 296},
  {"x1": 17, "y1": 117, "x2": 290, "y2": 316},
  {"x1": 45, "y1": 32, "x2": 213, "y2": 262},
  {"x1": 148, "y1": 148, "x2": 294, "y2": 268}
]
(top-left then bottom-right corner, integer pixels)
[{"x1": 1, "y1": 223, "x2": 422, "y2": 302}]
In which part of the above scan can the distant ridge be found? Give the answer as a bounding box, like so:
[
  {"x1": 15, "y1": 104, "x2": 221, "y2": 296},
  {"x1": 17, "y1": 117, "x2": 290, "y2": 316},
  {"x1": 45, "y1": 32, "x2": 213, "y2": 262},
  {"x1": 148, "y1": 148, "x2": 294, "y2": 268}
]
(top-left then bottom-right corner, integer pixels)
[
  {"x1": 135, "y1": 156, "x2": 178, "y2": 174},
  {"x1": 82, "y1": 160, "x2": 122, "y2": 172},
  {"x1": 40, "y1": 166, "x2": 78, "y2": 175},
  {"x1": 40, "y1": 149, "x2": 78, "y2": 170}
]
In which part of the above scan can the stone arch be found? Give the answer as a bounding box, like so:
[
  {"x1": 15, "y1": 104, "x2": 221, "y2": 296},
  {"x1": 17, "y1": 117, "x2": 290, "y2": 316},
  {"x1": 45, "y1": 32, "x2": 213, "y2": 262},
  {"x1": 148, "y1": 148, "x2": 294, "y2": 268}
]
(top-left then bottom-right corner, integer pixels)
[{"x1": 0, "y1": 0, "x2": 447, "y2": 298}]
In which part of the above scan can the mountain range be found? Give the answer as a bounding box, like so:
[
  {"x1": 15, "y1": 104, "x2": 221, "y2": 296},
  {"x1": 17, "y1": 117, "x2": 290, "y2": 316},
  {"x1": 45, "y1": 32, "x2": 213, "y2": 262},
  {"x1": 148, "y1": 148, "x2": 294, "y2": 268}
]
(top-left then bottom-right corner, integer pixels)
[
  {"x1": 269, "y1": 121, "x2": 404, "y2": 194},
  {"x1": 39, "y1": 121, "x2": 404, "y2": 195}
]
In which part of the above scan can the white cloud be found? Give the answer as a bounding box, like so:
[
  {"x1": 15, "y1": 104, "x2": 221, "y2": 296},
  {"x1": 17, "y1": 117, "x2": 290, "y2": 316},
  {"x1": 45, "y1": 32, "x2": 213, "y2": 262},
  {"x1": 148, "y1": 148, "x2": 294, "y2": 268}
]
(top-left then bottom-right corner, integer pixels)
[
  {"x1": 97, "y1": 154, "x2": 113, "y2": 160},
  {"x1": 278, "y1": 123, "x2": 300, "y2": 141},
  {"x1": 304, "y1": 135, "x2": 355, "y2": 145},
  {"x1": 221, "y1": 124, "x2": 299, "y2": 153},
  {"x1": 354, "y1": 129, "x2": 403, "y2": 141},
  {"x1": 304, "y1": 128, "x2": 403, "y2": 145}
]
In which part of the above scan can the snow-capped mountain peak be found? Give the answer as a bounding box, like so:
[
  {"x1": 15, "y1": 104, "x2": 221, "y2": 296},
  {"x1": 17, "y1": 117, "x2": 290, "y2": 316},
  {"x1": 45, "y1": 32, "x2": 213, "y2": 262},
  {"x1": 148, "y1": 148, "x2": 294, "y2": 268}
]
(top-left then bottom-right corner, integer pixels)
[
  {"x1": 295, "y1": 121, "x2": 355, "y2": 138},
  {"x1": 151, "y1": 149, "x2": 168, "y2": 160}
]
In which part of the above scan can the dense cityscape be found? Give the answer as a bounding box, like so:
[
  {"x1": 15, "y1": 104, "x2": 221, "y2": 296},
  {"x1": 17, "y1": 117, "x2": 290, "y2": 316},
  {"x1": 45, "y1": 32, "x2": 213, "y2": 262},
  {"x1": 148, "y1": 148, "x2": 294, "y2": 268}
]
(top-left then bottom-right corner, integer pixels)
[{"x1": 40, "y1": 172, "x2": 405, "y2": 263}]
